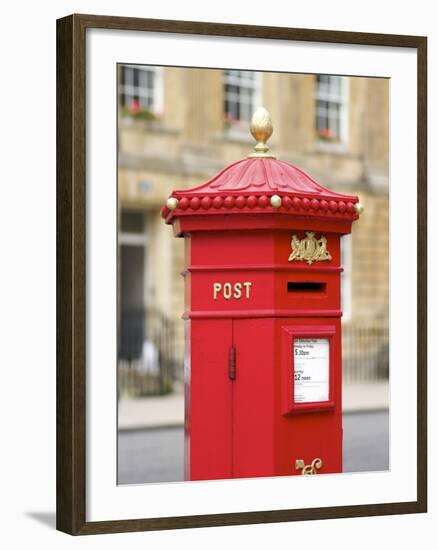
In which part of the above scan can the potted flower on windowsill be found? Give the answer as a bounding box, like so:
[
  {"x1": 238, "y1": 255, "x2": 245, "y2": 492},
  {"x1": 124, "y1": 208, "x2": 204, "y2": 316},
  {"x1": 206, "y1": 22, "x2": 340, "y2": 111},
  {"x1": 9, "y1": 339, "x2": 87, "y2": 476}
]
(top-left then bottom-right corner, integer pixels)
[
  {"x1": 317, "y1": 127, "x2": 337, "y2": 141},
  {"x1": 223, "y1": 111, "x2": 239, "y2": 131},
  {"x1": 223, "y1": 112, "x2": 252, "y2": 143},
  {"x1": 120, "y1": 99, "x2": 160, "y2": 125}
]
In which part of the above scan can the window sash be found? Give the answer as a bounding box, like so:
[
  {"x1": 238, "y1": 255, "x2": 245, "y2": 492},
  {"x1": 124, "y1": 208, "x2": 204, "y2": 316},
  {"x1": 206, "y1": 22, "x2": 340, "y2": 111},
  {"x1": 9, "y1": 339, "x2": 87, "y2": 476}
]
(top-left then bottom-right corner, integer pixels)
[
  {"x1": 315, "y1": 75, "x2": 348, "y2": 142},
  {"x1": 119, "y1": 65, "x2": 163, "y2": 112},
  {"x1": 224, "y1": 70, "x2": 261, "y2": 123}
]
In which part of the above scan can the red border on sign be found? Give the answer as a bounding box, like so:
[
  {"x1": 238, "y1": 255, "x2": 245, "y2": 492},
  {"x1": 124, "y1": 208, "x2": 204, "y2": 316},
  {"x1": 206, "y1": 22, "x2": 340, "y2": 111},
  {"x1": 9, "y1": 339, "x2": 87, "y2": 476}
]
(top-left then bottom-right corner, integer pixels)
[{"x1": 281, "y1": 324, "x2": 336, "y2": 414}]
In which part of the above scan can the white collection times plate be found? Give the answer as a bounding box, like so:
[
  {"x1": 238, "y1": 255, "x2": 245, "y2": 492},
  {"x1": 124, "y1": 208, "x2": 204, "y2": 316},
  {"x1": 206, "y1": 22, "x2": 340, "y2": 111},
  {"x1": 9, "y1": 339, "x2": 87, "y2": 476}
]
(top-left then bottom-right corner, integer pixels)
[{"x1": 294, "y1": 338, "x2": 330, "y2": 403}]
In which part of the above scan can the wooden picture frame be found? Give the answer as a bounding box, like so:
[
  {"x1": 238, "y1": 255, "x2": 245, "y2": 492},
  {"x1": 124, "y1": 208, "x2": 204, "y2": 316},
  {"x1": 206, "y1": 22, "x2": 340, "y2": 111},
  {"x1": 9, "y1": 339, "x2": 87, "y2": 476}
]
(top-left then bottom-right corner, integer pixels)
[{"x1": 56, "y1": 13, "x2": 427, "y2": 535}]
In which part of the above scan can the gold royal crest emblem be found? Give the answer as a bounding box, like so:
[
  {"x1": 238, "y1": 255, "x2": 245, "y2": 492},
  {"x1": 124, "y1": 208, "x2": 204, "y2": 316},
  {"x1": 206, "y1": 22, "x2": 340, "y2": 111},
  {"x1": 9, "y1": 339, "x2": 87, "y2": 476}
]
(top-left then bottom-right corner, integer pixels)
[{"x1": 288, "y1": 231, "x2": 332, "y2": 265}]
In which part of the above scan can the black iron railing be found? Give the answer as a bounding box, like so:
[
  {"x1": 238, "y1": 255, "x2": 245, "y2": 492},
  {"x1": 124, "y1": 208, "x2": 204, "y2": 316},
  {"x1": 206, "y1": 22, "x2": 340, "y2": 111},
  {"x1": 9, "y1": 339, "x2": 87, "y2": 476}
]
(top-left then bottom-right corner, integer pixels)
[
  {"x1": 118, "y1": 307, "x2": 183, "y2": 397},
  {"x1": 342, "y1": 319, "x2": 389, "y2": 383},
  {"x1": 118, "y1": 309, "x2": 389, "y2": 394}
]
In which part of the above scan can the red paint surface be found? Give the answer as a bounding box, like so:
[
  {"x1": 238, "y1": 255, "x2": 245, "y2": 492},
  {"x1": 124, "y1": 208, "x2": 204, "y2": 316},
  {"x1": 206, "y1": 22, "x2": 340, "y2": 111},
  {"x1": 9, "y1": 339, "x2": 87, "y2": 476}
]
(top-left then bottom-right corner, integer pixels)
[
  {"x1": 171, "y1": 156, "x2": 355, "y2": 198},
  {"x1": 185, "y1": 319, "x2": 233, "y2": 480},
  {"x1": 162, "y1": 156, "x2": 359, "y2": 224},
  {"x1": 166, "y1": 153, "x2": 358, "y2": 481},
  {"x1": 183, "y1": 230, "x2": 344, "y2": 481}
]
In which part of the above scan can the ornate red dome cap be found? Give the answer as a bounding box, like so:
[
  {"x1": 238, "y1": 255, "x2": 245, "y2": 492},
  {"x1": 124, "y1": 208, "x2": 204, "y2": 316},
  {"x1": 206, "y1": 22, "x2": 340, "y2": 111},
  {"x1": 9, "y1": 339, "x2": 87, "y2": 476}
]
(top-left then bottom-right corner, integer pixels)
[{"x1": 162, "y1": 107, "x2": 363, "y2": 222}]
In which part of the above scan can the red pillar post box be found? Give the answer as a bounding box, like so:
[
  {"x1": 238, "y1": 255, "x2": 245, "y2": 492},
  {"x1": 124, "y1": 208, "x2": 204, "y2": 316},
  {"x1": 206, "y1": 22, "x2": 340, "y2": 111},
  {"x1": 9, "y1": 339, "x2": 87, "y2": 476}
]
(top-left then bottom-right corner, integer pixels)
[{"x1": 161, "y1": 108, "x2": 362, "y2": 481}]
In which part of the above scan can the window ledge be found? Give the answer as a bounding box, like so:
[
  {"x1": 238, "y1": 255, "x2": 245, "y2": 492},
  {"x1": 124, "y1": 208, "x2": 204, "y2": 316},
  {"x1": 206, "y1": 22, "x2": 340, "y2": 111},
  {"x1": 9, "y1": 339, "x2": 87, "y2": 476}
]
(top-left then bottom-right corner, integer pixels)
[
  {"x1": 220, "y1": 126, "x2": 254, "y2": 145},
  {"x1": 314, "y1": 140, "x2": 349, "y2": 155},
  {"x1": 118, "y1": 116, "x2": 179, "y2": 135}
]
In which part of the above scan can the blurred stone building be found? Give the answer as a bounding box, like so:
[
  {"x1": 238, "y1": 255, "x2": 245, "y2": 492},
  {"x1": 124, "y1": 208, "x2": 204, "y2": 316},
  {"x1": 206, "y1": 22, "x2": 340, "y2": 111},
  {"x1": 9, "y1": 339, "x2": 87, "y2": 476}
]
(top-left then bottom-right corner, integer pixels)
[{"x1": 117, "y1": 66, "x2": 389, "y2": 394}]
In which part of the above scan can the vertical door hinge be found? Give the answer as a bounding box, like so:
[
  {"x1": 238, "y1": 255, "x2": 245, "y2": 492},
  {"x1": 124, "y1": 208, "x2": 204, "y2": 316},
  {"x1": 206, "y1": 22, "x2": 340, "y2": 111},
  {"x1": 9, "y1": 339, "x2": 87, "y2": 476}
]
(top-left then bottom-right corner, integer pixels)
[{"x1": 228, "y1": 346, "x2": 236, "y2": 380}]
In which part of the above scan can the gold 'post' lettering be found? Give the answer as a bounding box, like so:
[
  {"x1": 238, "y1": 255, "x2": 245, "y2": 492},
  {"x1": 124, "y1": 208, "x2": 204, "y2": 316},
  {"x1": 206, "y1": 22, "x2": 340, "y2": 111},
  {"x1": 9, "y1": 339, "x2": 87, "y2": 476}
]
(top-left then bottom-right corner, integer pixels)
[
  {"x1": 212, "y1": 281, "x2": 253, "y2": 300},
  {"x1": 213, "y1": 283, "x2": 222, "y2": 300},
  {"x1": 243, "y1": 282, "x2": 252, "y2": 298},
  {"x1": 223, "y1": 283, "x2": 232, "y2": 299},
  {"x1": 233, "y1": 283, "x2": 242, "y2": 299}
]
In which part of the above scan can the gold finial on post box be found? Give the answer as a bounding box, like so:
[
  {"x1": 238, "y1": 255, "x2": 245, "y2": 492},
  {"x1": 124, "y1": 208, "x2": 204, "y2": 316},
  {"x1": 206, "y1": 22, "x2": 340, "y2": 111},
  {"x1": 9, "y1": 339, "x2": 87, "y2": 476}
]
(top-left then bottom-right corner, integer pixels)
[{"x1": 248, "y1": 107, "x2": 276, "y2": 159}]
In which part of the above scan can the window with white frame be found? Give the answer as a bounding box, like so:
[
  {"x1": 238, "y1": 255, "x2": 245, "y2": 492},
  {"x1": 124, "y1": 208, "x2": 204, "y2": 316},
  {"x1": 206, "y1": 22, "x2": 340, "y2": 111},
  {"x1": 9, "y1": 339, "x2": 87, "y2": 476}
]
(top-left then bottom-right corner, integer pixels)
[
  {"x1": 223, "y1": 70, "x2": 262, "y2": 126},
  {"x1": 315, "y1": 75, "x2": 348, "y2": 143},
  {"x1": 119, "y1": 65, "x2": 163, "y2": 114}
]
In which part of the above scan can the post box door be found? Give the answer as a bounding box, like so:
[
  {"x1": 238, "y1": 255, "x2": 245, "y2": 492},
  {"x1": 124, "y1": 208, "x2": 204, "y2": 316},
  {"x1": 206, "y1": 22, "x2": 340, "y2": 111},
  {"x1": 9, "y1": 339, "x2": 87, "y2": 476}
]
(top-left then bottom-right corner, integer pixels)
[
  {"x1": 189, "y1": 317, "x2": 272, "y2": 481},
  {"x1": 189, "y1": 317, "x2": 341, "y2": 481},
  {"x1": 231, "y1": 318, "x2": 342, "y2": 479},
  {"x1": 231, "y1": 318, "x2": 277, "y2": 478},
  {"x1": 188, "y1": 319, "x2": 234, "y2": 481}
]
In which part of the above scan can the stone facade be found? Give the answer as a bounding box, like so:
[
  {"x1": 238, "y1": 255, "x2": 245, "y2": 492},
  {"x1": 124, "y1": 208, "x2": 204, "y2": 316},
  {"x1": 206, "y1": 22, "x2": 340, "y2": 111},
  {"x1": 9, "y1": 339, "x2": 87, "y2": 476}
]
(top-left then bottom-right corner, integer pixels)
[{"x1": 118, "y1": 67, "x2": 389, "y2": 375}]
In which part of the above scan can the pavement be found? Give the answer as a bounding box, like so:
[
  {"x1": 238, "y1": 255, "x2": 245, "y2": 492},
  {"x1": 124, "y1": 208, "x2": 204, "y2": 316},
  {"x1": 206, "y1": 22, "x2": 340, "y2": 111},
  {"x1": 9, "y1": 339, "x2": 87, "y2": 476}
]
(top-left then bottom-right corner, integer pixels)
[
  {"x1": 342, "y1": 381, "x2": 389, "y2": 412},
  {"x1": 118, "y1": 381, "x2": 389, "y2": 430},
  {"x1": 117, "y1": 381, "x2": 390, "y2": 485},
  {"x1": 118, "y1": 410, "x2": 390, "y2": 484},
  {"x1": 118, "y1": 392, "x2": 185, "y2": 431}
]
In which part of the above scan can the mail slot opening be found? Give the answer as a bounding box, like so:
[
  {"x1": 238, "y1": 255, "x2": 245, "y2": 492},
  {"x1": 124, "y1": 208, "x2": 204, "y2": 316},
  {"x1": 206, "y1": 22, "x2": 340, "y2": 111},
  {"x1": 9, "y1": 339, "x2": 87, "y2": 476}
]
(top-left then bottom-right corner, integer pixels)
[{"x1": 287, "y1": 282, "x2": 326, "y2": 292}]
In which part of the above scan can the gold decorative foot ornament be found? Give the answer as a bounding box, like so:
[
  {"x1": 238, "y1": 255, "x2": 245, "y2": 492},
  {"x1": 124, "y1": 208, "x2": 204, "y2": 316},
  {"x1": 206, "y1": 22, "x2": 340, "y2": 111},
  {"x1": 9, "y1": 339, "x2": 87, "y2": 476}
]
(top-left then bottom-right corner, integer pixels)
[{"x1": 295, "y1": 458, "x2": 323, "y2": 475}]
